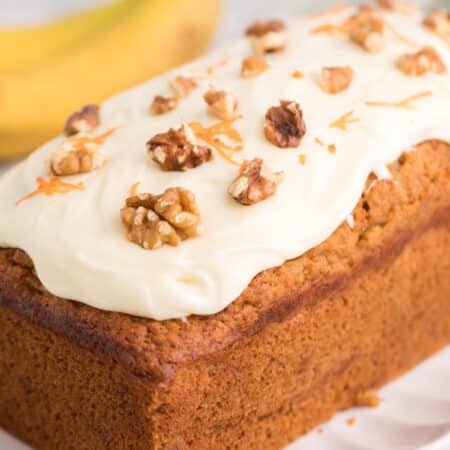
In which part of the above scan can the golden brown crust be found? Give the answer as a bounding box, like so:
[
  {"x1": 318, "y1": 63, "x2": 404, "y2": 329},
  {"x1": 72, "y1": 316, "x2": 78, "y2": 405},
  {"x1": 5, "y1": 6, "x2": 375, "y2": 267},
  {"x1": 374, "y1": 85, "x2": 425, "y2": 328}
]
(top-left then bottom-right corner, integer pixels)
[
  {"x1": 0, "y1": 140, "x2": 449, "y2": 382},
  {"x1": 1, "y1": 141, "x2": 449, "y2": 449},
  {"x1": 2, "y1": 200, "x2": 449, "y2": 449}
]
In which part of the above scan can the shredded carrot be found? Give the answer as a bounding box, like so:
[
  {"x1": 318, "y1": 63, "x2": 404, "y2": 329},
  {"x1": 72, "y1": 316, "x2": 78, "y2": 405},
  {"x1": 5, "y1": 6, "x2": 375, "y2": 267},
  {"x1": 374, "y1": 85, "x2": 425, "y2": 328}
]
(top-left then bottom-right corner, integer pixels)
[
  {"x1": 330, "y1": 111, "x2": 359, "y2": 131},
  {"x1": 129, "y1": 182, "x2": 141, "y2": 197},
  {"x1": 62, "y1": 127, "x2": 117, "y2": 152},
  {"x1": 312, "y1": 23, "x2": 345, "y2": 35},
  {"x1": 298, "y1": 154, "x2": 307, "y2": 165},
  {"x1": 366, "y1": 90, "x2": 432, "y2": 110},
  {"x1": 385, "y1": 21, "x2": 417, "y2": 47},
  {"x1": 328, "y1": 144, "x2": 337, "y2": 154},
  {"x1": 189, "y1": 117, "x2": 244, "y2": 166},
  {"x1": 191, "y1": 54, "x2": 230, "y2": 78},
  {"x1": 315, "y1": 137, "x2": 324, "y2": 146},
  {"x1": 16, "y1": 177, "x2": 85, "y2": 205},
  {"x1": 309, "y1": 2, "x2": 349, "y2": 20},
  {"x1": 291, "y1": 70, "x2": 304, "y2": 79}
]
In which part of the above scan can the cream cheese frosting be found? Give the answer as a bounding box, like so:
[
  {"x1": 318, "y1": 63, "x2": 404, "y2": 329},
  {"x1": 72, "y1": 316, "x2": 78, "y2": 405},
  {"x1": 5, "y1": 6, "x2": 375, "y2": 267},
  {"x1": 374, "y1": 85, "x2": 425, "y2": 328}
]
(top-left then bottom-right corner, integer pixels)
[{"x1": 0, "y1": 5, "x2": 449, "y2": 320}]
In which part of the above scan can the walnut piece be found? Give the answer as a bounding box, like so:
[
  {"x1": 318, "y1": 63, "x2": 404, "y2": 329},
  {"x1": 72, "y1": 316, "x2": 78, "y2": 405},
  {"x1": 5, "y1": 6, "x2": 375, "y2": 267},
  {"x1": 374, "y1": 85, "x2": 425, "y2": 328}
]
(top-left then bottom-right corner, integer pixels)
[
  {"x1": 228, "y1": 158, "x2": 283, "y2": 205},
  {"x1": 423, "y1": 9, "x2": 450, "y2": 38},
  {"x1": 318, "y1": 66, "x2": 354, "y2": 94},
  {"x1": 346, "y1": 11, "x2": 385, "y2": 52},
  {"x1": 50, "y1": 139, "x2": 105, "y2": 176},
  {"x1": 147, "y1": 123, "x2": 212, "y2": 171},
  {"x1": 64, "y1": 104, "x2": 100, "y2": 136},
  {"x1": 121, "y1": 188, "x2": 200, "y2": 250},
  {"x1": 150, "y1": 95, "x2": 178, "y2": 115},
  {"x1": 264, "y1": 100, "x2": 306, "y2": 148},
  {"x1": 169, "y1": 76, "x2": 198, "y2": 98},
  {"x1": 246, "y1": 20, "x2": 287, "y2": 54},
  {"x1": 241, "y1": 56, "x2": 270, "y2": 78},
  {"x1": 396, "y1": 46, "x2": 446, "y2": 76},
  {"x1": 203, "y1": 87, "x2": 239, "y2": 120}
]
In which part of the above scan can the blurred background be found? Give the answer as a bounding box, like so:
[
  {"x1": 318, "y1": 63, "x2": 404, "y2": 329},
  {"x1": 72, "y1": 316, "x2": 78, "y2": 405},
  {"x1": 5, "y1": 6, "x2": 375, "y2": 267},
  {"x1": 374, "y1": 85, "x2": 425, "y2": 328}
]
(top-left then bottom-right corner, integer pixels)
[{"x1": 0, "y1": 0, "x2": 446, "y2": 169}]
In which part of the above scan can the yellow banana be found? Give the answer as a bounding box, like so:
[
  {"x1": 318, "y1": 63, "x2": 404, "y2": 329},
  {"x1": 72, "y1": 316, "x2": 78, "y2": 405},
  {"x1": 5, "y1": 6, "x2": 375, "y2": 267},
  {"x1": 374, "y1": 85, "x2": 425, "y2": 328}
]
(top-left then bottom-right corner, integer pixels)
[
  {"x1": 0, "y1": 0, "x2": 135, "y2": 75},
  {"x1": 0, "y1": 0, "x2": 221, "y2": 160}
]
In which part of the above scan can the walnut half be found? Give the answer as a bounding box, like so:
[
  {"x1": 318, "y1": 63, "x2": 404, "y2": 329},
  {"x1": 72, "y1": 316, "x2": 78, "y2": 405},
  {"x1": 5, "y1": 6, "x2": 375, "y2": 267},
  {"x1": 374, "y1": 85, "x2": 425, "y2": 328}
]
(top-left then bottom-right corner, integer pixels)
[
  {"x1": 396, "y1": 46, "x2": 446, "y2": 76},
  {"x1": 246, "y1": 20, "x2": 287, "y2": 55},
  {"x1": 228, "y1": 158, "x2": 283, "y2": 205},
  {"x1": 64, "y1": 104, "x2": 100, "y2": 136},
  {"x1": 317, "y1": 66, "x2": 354, "y2": 94},
  {"x1": 264, "y1": 101, "x2": 306, "y2": 148},
  {"x1": 147, "y1": 123, "x2": 212, "y2": 171},
  {"x1": 121, "y1": 188, "x2": 200, "y2": 250}
]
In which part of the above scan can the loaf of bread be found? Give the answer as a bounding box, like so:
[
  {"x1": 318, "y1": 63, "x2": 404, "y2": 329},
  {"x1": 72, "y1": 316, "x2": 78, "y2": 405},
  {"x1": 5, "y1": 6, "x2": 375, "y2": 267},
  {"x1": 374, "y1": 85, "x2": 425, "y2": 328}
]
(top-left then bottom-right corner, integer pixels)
[{"x1": 0, "y1": 2, "x2": 449, "y2": 449}]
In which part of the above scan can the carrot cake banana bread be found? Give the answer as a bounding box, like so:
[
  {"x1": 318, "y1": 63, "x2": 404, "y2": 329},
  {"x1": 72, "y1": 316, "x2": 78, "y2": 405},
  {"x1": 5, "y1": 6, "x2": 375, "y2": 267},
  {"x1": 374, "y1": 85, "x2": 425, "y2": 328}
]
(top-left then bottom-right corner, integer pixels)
[{"x1": 1, "y1": 2, "x2": 449, "y2": 449}]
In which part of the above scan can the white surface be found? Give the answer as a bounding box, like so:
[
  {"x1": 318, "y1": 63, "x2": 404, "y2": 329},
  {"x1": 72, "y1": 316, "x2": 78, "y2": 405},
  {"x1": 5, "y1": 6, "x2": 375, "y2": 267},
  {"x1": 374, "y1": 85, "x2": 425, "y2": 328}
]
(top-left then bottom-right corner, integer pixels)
[
  {"x1": 288, "y1": 347, "x2": 450, "y2": 450},
  {"x1": 2, "y1": 346, "x2": 449, "y2": 450}
]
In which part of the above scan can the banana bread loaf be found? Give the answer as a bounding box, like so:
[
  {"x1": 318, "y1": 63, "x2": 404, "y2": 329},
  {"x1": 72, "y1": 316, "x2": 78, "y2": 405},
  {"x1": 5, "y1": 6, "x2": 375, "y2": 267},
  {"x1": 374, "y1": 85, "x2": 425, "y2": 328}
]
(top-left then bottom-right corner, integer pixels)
[
  {"x1": 1, "y1": 139, "x2": 449, "y2": 449},
  {"x1": 0, "y1": 2, "x2": 449, "y2": 449}
]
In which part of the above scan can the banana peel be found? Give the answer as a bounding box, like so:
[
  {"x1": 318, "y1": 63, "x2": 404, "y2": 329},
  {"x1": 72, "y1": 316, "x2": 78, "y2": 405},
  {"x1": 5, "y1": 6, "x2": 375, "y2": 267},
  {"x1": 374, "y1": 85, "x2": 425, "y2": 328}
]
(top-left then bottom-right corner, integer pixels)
[{"x1": 0, "y1": 0, "x2": 221, "y2": 160}]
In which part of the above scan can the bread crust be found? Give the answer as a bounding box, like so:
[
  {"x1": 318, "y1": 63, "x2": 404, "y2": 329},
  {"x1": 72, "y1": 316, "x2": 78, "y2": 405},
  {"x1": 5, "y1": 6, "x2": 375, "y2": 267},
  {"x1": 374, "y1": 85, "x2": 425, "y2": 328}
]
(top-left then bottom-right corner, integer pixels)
[{"x1": 0, "y1": 140, "x2": 449, "y2": 449}]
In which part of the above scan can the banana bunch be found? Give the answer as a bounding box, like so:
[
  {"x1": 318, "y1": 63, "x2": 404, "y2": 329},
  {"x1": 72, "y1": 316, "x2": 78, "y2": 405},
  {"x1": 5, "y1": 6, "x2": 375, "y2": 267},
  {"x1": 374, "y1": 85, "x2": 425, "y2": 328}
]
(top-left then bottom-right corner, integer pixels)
[{"x1": 0, "y1": 0, "x2": 221, "y2": 160}]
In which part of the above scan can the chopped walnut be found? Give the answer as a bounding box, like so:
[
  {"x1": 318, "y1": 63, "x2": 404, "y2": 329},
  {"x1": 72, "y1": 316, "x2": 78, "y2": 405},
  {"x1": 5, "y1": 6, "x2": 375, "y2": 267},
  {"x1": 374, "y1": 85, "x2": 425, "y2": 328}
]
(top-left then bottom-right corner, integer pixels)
[
  {"x1": 150, "y1": 96, "x2": 178, "y2": 115},
  {"x1": 169, "y1": 76, "x2": 198, "y2": 98},
  {"x1": 203, "y1": 87, "x2": 239, "y2": 120},
  {"x1": 50, "y1": 139, "x2": 105, "y2": 176},
  {"x1": 228, "y1": 158, "x2": 283, "y2": 205},
  {"x1": 147, "y1": 123, "x2": 212, "y2": 171},
  {"x1": 64, "y1": 104, "x2": 100, "y2": 136},
  {"x1": 246, "y1": 20, "x2": 287, "y2": 54},
  {"x1": 241, "y1": 56, "x2": 270, "y2": 78},
  {"x1": 396, "y1": 46, "x2": 446, "y2": 76},
  {"x1": 317, "y1": 66, "x2": 354, "y2": 94},
  {"x1": 423, "y1": 9, "x2": 450, "y2": 38},
  {"x1": 121, "y1": 188, "x2": 200, "y2": 250},
  {"x1": 264, "y1": 100, "x2": 306, "y2": 148},
  {"x1": 346, "y1": 11, "x2": 385, "y2": 52}
]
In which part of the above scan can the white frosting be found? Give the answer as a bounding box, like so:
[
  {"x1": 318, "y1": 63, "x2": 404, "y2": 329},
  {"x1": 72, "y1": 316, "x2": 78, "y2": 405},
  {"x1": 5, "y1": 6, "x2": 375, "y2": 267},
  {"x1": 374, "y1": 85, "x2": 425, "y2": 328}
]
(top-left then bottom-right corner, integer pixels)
[{"x1": 0, "y1": 6, "x2": 449, "y2": 320}]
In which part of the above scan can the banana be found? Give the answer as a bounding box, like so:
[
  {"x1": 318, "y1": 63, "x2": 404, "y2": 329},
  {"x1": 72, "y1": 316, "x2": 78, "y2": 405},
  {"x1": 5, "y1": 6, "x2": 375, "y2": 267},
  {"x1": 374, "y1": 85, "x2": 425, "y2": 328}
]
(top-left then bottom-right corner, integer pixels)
[
  {"x1": 0, "y1": 0, "x2": 221, "y2": 160},
  {"x1": 0, "y1": 0, "x2": 135, "y2": 75}
]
